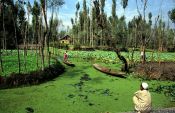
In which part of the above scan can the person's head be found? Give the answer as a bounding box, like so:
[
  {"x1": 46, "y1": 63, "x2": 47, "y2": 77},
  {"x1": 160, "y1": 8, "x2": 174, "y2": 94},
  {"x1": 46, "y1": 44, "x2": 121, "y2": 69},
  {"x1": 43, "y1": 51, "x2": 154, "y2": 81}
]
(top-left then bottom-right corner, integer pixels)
[{"x1": 140, "y1": 82, "x2": 149, "y2": 90}]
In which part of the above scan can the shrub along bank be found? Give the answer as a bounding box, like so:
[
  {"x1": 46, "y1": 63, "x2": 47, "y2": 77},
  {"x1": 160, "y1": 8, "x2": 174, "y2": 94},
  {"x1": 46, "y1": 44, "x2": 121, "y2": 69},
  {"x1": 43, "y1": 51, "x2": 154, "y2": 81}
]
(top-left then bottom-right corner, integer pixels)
[{"x1": 0, "y1": 62, "x2": 65, "y2": 89}]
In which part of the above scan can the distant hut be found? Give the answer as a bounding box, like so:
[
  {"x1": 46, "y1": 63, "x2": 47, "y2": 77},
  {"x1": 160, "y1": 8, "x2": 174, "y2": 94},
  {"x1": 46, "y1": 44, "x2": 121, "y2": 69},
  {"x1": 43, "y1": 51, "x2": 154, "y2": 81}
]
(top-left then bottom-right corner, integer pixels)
[{"x1": 59, "y1": 35, "x2": 71, "y2": 44}]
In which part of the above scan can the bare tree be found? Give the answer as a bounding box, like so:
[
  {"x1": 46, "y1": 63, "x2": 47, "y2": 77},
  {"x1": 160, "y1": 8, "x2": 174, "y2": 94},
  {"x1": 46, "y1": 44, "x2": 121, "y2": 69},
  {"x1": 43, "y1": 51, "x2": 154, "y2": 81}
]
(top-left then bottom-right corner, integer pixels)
[
  {"x1": 40, "y1": 0, "x2": 64, "y2": 68},
  {"x1": 135, "y1": 0, "x2": 148, "y2": 63}
]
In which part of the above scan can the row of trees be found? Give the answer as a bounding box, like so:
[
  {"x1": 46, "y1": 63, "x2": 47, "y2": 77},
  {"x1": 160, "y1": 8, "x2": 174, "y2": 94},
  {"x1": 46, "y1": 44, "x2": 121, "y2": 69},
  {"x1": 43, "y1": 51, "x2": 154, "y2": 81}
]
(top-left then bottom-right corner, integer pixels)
[
  {"x1": 0, "y1": 0, "x2": 65, "y2": 74},
  {"x1": 69, "y1": 0, "x2": 175, "y2": 51}
]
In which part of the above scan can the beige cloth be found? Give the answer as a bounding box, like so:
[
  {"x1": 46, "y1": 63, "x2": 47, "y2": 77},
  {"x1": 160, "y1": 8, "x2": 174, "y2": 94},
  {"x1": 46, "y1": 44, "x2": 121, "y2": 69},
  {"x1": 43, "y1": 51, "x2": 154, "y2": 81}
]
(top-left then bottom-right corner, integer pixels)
[{"x1": 133, "y1": 90, "x2": 152, "y2": 113}]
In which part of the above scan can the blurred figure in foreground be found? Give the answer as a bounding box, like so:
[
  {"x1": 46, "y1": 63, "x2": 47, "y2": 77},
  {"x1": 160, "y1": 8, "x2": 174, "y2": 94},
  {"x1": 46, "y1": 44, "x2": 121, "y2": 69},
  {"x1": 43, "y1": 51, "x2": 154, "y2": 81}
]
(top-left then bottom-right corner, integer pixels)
[{"x1": 133, "y1": 82, "x2": 152, "y2": 113}]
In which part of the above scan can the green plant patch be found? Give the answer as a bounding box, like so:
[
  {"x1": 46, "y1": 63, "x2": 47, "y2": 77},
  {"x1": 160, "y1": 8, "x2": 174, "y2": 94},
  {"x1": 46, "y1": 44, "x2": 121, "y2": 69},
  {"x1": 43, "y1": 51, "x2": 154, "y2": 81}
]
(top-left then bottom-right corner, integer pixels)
[
  {"x1": 0, "y1": 58, "x2": 175, "y2": 113},
  {"x1": 1, "y1": 51, "x2": 55, "y2": 76}
]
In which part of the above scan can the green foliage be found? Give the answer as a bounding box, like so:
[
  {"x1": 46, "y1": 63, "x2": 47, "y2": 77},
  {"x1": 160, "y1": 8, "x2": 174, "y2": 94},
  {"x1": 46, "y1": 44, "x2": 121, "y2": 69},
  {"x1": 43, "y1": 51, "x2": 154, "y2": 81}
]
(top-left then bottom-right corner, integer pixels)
[
  {"x1": 71, "y1": 18, "x2": 74, "y2": 25},
  {"x1": 110, "y1": 0, "x2": 118, "y2": 43},
  {"x1": 121, "y1": 0, "x2": 128, "y2": 10},
  {"x1": 169, "y1": 8, "x2": 175, "y2": 24},
  {"x1": 32, "y1": 0, "x2": 40, "y2": 17},
  {"x1": 79, "y1": 11, "x2": 84, "y2": 31},
  {"x1": 100, "y1": 0, "x2": 105, "y2": 12},
  {"x1": 0, "y1": 0, "x2": 24, "y2": 49},
  {"x1": 27, "y1": 1, "x2": 32, "y2": 13},
  {"x1": 148, "y1": 12, "x2": 152, "y2": 26},
  {"x1": 47, "y1": 0, "x2": 65, "y2": 8},
  {"x1": 76, "y1": 2, "x2": 80, "y2": 11},
  {"x1": 83, "y1": 0, "x2": 87, "y2": 15},
  {"x1": 112, "y1": 0, "x2": 116, "y2": 18},
  {"x1": 73, "y1": 43, "x2": 81, "y2": 50},
  {"x1": 16, "y1": 1, "x2": 26, "y2": 28},
  {"x1": 1, "y1": 50, "x2": 55, "y2": 76},
  {"x1": 50, "y1": 18, "x2": 63, "y2": 42}
]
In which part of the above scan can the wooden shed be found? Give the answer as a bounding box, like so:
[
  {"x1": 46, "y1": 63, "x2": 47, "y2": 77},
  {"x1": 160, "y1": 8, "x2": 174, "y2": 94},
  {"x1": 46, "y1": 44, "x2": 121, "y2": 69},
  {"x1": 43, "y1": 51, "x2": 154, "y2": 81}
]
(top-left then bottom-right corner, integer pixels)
[{"x1": 59, "y1": 35, "x2": 71, "y2": 44}]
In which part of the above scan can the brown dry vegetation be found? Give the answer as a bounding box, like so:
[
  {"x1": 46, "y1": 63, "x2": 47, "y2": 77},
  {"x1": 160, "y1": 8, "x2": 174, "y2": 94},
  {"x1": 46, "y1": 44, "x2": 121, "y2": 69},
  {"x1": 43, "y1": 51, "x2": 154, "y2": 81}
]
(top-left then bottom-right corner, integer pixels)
[{"x1": 134, "y1": 62, "x2": 175, "y2": 81}]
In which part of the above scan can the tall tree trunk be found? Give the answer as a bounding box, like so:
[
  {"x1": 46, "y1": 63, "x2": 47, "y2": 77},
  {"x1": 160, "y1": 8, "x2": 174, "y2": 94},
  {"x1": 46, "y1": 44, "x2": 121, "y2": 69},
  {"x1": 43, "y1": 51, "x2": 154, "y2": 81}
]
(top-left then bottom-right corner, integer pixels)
[
  {"x1": 47, "y1": 8, "x2": 54, "y2": 66},
  {"x1": 1, "y1": 2, "x2": 5, "y2": 73},
  {"x1": 40, "y1": 11, "x2": 45, "y2": 70},
  {"x1": 36, "y1": 43, "x2": 39, "y2": 68},
  {"x1": 0, "y1": 47, "x2": 3, "y2": 73},
  {"x1": 90, "y1": 3, "x2": 93, "y2": 47},
  {"x1": 2, "y1": 2, "x2": 6, "y2": 50},
  {"x1": 142, "y1": 44, "x2": 146, "y2": 63},
  {"x1": 90, "y1": 21, "x2": 92, "y2": 46},
  {"x1": 23, "y1": 22, "x2": 27, "y2": 72},
  {"x1": 41, "y1": 1, "x2": 48, "y2": 70},
  {"x1": 131, "y1": 27, "x2": 137, "y2": 63},
  {"x1": 38, "y1": 16, "x2": 41, "y2": 59},
  {"x1": 32, "y1": 30, "x2": 35, "y2": 55},
  {"x1": 87, "y1": 19, "x2": 89, "y2": 46},
  {"x1": 92, "y1": 29, "x2": 94, "y2": 47},
  {"x1": 84, "y1": 20, "x2": 86, "y2": 45},
  {"x1": 53, "y1": 38, "x2": 55, "y2": 55},
  {"x1": 36, "y1": 19, "x2": 39, "y2": 68},
  {"x1": 33, "y1": 18, "x2": 39, "y2": 68},
  {"x1": 90, "y1": 23, "x2": 94, "y2": 47},
  {"x1": 141, "y1": 0, "x2": 148, "y2": 64},
  {"x1": 158, "y1": 24, "x2": 162, "y2": 64},
  {"x1": 12, "y1": 13, "x2": 21, "y2": 74},
  {"x1": 131, "y1": 47, "x2": 135, "y2": 64},
  {"x1": 72, "y1": 32, "x2": 74, "y2": 45},
  {"x1": 100, "y1": 29, "x2": 103, "y2": 46}
]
